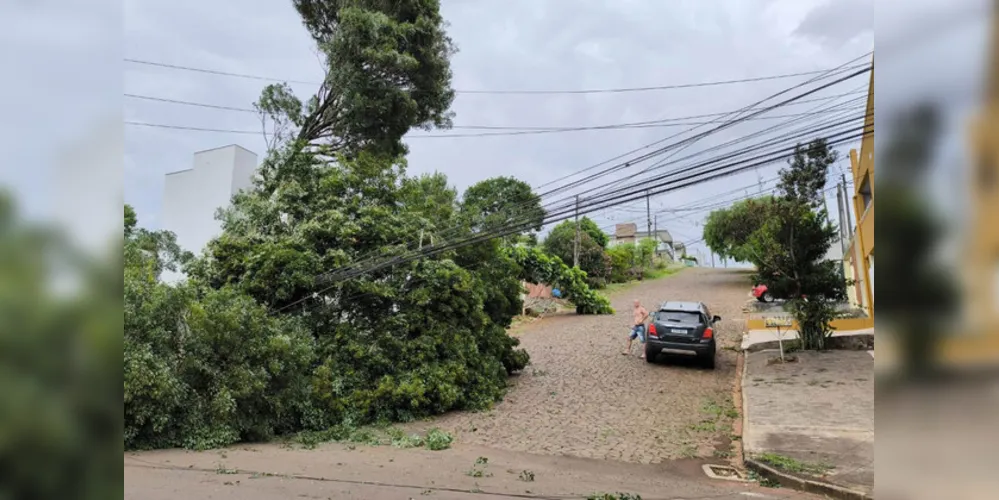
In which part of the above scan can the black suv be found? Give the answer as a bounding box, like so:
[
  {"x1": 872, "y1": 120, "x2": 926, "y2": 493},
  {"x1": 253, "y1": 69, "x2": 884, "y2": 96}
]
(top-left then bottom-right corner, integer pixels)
[{"x1": 645, "y1": 301, "x2": 721, "y2": 369}]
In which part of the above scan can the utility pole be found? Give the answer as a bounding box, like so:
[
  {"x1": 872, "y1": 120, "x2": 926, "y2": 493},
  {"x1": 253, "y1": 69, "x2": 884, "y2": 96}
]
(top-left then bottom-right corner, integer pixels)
[
  {"x1": 835, "y1": 181, "x2": 848, "y2": 253},
  {"x1": 711, "y1": 252, "x2": 716, "y2": 268},
  {"x1": 645, "y1": 191, "x2": 653, "y2": 266},
  {"x1": 573, "y1": 195, "x2": 580, "y2": 268},
  {"x1": 841, "y1": 173, "x2": 854, "y2": 235}
]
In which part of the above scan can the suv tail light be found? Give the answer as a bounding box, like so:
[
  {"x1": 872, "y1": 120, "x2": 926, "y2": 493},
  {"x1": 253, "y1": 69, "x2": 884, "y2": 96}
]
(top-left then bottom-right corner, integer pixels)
[
  {"x1": 703, "y1": 327, "x2": 713, "y2": 339},
  {"x1": 648, "y1": 323, "x2": 658, "y2": 339}
]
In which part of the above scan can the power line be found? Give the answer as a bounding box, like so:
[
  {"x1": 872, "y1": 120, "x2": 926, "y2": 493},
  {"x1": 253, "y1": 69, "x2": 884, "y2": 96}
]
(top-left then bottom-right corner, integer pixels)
[
  {"x1": 317, "y1": 69, "x2": 870, "y2": 284},
  {"x1": 329, "y1": 127, "x2": 872, "y2": 287},
  {"x1": 529, "y1": 58, "x2": 870, "y2": 200},
  {"x1": 283, "y1": 122, "x2": 871, "y2": 312},
  {"x1": 123, "y1": 107, "x2": 865, "y2": 138},
  {"x1": 306, "y1": 68, "x2": 871, "y2": 288},
  {"x1": 313, "y1": 123, "x2": 872, "y2": 291},
  {"x1": 124, "y1": 57, "x2": 869, "y2": 95},
  {"x1": 124, "y1": 89, "x2": 864, "y2": 127}
]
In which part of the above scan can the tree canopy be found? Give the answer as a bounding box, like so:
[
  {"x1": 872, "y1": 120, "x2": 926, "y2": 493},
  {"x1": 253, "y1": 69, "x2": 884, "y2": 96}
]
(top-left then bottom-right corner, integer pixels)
[
  {"x1": 256, "y1": 0, "x2": 456, "y2": 159},
  {"x1": 756, "y1": 139, "x2": 846, "y2": 349},
  {"x1": 542, "y1": 219, "x2": 611, "y2": 288},
  {"x1": 702, "y1": 196, "x2": 775, "y2": 263},
  {"x1": 702, "y1": 138, "x2": 847, "y2": 349},
  {"x1": 460, "y1": 176, "x2": 545, "y2": 238},
  {"x1": 123, "y1": 0, "x2": 616, "y2": 452}
]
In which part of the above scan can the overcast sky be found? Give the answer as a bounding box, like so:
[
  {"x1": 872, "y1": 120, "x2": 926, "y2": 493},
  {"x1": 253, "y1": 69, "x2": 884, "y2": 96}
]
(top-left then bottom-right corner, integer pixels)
[{"x1": 115, "y1": 0, "x2": 989, "y2": 261}]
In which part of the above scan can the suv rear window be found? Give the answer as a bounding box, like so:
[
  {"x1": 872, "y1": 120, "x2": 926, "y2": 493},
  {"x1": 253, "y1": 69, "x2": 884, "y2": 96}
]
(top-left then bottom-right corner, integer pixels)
[{"x1": 654, "y1": 311, "x2": 702, "y2": 325}]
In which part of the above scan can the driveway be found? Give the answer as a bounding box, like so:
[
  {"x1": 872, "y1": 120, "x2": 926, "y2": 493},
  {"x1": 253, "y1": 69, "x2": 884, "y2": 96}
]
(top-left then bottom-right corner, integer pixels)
[{"x1": 406, "y1": 267, "x2": 754, "y2": 463}]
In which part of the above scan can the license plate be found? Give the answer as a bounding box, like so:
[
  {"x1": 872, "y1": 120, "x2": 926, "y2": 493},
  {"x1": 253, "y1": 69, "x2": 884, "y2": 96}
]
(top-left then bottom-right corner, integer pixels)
[{"x1": 670, "y1": 328, "x2": 688, "y2": 334}]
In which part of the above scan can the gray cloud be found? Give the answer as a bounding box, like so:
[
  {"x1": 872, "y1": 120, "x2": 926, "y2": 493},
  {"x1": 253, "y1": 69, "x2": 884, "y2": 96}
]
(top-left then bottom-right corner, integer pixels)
[{"x1": 122, "y1": 0, "x2": 878, "y2": 257}]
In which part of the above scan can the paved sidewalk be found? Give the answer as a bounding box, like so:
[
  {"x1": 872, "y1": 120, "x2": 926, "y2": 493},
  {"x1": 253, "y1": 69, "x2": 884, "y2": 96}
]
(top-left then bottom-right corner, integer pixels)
[
  {"x1": 742, "y1": 349, "x2": 874, "y2": 496},
  {"x1": 741, "y1": 328, "x2": 874, "y2": 351},
  {"x1": 125, "y1": 442, "x2": 819, "y2": 500}
]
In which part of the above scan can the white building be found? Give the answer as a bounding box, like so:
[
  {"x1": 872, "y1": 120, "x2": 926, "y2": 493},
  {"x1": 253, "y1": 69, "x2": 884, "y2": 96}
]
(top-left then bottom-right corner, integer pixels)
[
  {"x1": 607, "y1": 222, "x2": 675, "y2": 259},
  {"x1": 161, "y1": 145, "x2": 258, "y2": 279}
]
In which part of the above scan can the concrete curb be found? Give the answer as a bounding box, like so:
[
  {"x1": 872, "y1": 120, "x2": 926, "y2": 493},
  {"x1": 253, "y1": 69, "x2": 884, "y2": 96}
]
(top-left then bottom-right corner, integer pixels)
[{"x1": 743, "y1": 458, "x2": 871, "y2": 500}]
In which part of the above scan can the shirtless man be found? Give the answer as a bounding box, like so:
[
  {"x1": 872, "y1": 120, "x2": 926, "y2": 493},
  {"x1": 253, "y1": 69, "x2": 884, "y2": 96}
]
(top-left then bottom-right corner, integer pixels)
[{"x1": 622, "y1": 299, "x2": 649, "y2": 358}]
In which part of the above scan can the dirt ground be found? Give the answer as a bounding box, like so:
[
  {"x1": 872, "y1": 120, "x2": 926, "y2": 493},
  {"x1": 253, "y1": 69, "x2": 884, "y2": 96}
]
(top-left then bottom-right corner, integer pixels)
[
  {"x1": 404, "y1": 267, "x2": 753, "y2": 463},
  {"x1": 125, "y1": 439, "x2": 816, "y2": 500}
]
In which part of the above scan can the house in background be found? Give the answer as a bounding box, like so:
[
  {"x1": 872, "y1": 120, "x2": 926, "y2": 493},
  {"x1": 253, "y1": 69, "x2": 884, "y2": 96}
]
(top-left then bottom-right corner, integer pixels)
[
  {"x1": 608, "y1": 222, "x2": 675, "y2": 259},
  {"x1": 161, "y1": 144, "x2": 258, "y2": 281}
]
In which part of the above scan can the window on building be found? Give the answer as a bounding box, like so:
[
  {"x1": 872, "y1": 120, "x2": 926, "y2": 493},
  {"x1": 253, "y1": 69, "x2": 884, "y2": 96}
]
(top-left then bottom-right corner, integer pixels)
[{"x1": 858, "y1": 174, "x2": 872, "y2": 213}]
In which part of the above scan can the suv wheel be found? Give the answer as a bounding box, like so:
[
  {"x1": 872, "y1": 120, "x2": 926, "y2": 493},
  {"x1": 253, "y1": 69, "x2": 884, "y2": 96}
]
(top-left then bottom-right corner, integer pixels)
[
  {"x1": 701, "y1": 353, "x2": 716, "y2": 370},
  {"x1": 644, "y1": 345, "x2": 658, "y2": 363}
]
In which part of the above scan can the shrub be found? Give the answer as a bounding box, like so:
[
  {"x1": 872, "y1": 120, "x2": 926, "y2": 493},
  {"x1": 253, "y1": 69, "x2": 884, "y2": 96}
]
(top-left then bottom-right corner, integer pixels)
[
  {"x1": 124, "y1": 268, "x2": 316, "y2": 450},
  {"x1": 425, "y1": 428, "x2": 454, "y2": 450}
]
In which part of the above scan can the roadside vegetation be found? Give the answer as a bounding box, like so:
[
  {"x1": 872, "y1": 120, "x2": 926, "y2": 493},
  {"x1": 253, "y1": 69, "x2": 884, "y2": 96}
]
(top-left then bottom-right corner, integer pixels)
[
  {"x1": 703, "y1": 138, "x2": 849, "y2": 350},
  {"x1": 124, "y1": 0, "x2": 625, "y2": 452}
]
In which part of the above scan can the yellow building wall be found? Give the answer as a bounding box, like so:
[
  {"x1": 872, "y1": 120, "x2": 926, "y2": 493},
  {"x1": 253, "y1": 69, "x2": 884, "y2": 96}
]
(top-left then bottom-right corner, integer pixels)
[{"x1": 847, "y1": 68, "x2": 875, "y2": 315}]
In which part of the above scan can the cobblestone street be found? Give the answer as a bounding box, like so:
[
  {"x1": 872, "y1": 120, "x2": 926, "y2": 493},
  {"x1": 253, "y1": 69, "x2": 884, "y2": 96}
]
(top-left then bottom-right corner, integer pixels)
[{"x1": 407, "y1": 267, "x2": 754, "y2": 463}]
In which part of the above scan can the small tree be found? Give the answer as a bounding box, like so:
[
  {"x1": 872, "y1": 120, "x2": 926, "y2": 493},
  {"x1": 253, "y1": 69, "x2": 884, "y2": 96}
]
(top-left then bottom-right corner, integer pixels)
[
  {"x1": 542, "y1": 220, "x2": 611, "y2": 288},
  {"x1": 877, "y1": 103, "x2": 957, "y2": 379},
  {"x1": 703, "y1": 196, "x2": 776, "y2": 263},
  {"x1": 751, "y1": 139, "x2": 846, "y2": 350}
]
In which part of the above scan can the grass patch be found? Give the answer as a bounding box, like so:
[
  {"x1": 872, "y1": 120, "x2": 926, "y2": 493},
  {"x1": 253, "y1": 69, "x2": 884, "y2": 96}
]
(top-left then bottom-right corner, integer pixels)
[
  {"x1": 601, "y1": 266, "x2": 684, "y2": 296},
  {"x1": 690, "y1": 420, "x2": 717, "y2": 433},
  {"x1": 643, "y1": 266, "x2": 679, "y2": 280},
  {"x1": 386, "y1": 427, "x2": 424, "y2": 449},
  {"x1": 586, "y1": 493, "x2": 643, "y2": 500},
  {"x1": 679, "y1": 444, "x2": 698, "y2": 458},
  {"x1": 756, "y1": 453, "x2": 833, "y2": 475},
  {"x1": 747, "y1": 470, "x2": 781, "y2": 488},
  {"x1": 214, "y1": 464, "x2": 239, "y2": 475},
  {"x1": 425, "y1": 428, "x2": 454, "y2": 451},
  {"x1": 292, "y1": 425, "x2": 452, "y2": 451},
  {"x1": 466, "y1": 456, "x2": 492, "y2": 478},
  {"x1": 702, "y1": 399, "x2": 739, "y2": 420},
  {"x1": 519, "y1": 470, "x2": 535, "y2": 482}
]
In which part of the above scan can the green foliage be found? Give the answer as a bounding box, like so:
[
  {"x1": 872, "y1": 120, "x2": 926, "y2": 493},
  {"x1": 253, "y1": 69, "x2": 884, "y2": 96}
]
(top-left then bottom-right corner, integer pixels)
[
  {"x1": 177, "y1": 148, "x2": 531, "y2": 443},
  {"x1": 461, "y1": 176, "x2": 545, "y2": 239},
  {"x1": 424, "y1": 428, "x2": 454, "y2": 450},
  {"x1": 508, "y1": 246, "x2": 613, "y2": 315},
  {"x1": 778, "y1": 137, "x2": 838, "y2": 208},
  {"x1": 542, "y1": 220, "x2": 611, "y2": 288},
  {"x1": 578, "y1": 217, "x2": 609, "y2": 248},
  {"x1": 607, "y1": 245, "x2": 640, "y2": 283},
  {"x1": 750, "y1": 139, "x2": 847, "y2": 350},
  {"x1": 121, "y1": 0, "x2": 612, "y2": 455},
  {"x1": 756, "y1": 453, "x2": 833, "y2": 475},
  {"x1": 260, "y1": 0, "x2": 457, "y2": 158},
  {"x1": 703, "y1": 197, "x2": 776, "y2": 263},
  {"x1": 124, "y1": 204, "x2": 137, "y2": 237},
  {"x1": 387, "y1": 428, "x2": 424, "y2": 448},
  {"x1": 585, "y1": 493, "x2": 642, "y2": 500},
  {"x1": 636, "y1": 238, "x2": 658, "y2": 266},
  {"x1": 1, "y1": 191, "x2": 121, "y2": 500},
  {"x1": 125, "y1": 225, "x2": 316, "y2": 450},
  {"x1": 876, "y1": 104, "x2": 957, "y2": 379}
]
